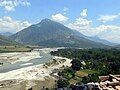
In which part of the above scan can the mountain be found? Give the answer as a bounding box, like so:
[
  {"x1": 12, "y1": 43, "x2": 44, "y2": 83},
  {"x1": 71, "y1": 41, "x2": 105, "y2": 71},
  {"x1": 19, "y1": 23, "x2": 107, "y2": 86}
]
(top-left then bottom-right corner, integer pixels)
[
  {"x1": 73, "y1": 30, "x2": 116, "y2": 46},
  {"x1": 113, "y1": 44, "x2": 120, "y2": 49},
  {"x1": 0, "y1": 35, "x2": 17, "y2": 45},
  {"x1": 0, "y1": 32, "x2": 13, "y2": 37},
  {"x1": 10, "y1": 19, "x2": 109, "y2": 48},
  {"x1": 85, "y1": 36, "x2": 117, "y2": 46}
]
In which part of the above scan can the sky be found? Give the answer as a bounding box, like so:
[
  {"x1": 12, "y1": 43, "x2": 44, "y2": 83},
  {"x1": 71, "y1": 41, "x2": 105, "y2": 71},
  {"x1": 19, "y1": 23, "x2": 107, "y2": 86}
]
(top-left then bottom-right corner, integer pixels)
[{"x1": 0, "y1": 0, "x2": 120, "y2": 44}]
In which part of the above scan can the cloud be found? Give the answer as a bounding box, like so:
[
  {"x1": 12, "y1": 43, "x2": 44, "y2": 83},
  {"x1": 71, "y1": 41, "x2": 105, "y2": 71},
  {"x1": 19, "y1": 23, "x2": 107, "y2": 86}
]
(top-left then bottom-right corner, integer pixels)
[
  {"x1": 67, "y1": 9, "x2": 92, "y2": 32},
  {"x1": 68, "y1": 21, "x2": 120, "y2": 43},
  {"x1": 85, "y1": 25, "x2": 120, "y2": 36},
  {"x1": 67, "y1": 9, "x2": 120, "y2": 43},
  {"x1": 96, "y1": 25, "x2": 120, "y2": 43},
  {"x1": 98, "y1": 13, "x2": 120, "y2": 23},
  {"x1": 0, "y1": 16, "x2": 31, "y2": 32},
  {"x1": 52, "y1": 13, "x2": 69, "y2": 22},
  {"x1": 63, "y1": 7, "x2": 69, "y2": 12},
  {"x1": 0, "y1": 0, "x2": 30, "y2": 11},
  {"x1": 68, "y1": 17, "x2": 92, "y2": 31},
  {"x1": 0, "y1": 0, "x2": 16, "y2": 11},
  {"x1": 63, "y1": 7, "x2": 69, "y2": 15},
  {"x1": 80, "y1": 9, "x2": 87, "y2": 18}
]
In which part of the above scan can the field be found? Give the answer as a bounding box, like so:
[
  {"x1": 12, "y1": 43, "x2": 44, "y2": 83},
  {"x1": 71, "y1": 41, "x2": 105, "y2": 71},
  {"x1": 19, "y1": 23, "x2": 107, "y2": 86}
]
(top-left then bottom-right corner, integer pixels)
[
  {"x1": 69, "y1": 69, "x2": 98, "y2": 84},
  {"x1": 0, "y1": 46, "x2": 32, "y2": 53},
  {"x1": 80, "y1": 69, "x2": 98, "y2": 75}
]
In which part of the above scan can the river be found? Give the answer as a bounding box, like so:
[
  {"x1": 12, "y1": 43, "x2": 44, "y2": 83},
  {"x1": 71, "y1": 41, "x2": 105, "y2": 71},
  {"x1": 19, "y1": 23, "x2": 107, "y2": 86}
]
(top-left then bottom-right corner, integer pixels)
[{"x1": 0, "y1": 49, "x2": 53, "y2": 73}]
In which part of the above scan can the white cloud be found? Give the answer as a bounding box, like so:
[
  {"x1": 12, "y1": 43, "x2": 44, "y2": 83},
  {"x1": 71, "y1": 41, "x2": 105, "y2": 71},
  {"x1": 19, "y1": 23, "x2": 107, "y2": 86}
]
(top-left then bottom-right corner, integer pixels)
[
  {"x1": 52, "y1": 13, "x2": 69, "y2": 22},
  {"x1": 67, "y1": 9, "x2": 92, "y2": 33},
  {"x1": 98, "y1": 14, "x2": 120, "y2": 23},
  {"x1": 3, "y1": 16, "x2": 12, "y2": 22},
  {"x1": 0, "y1": 0, "x2": 30, "y2": 11},
  {"x1": 80, "y1": 9, "x2": 87, "y2": 18},
  {"x1": 96, "y1": 25, "x2": 120, "y2": 43},
  {"x1": 68, "y1": 18, "x2": 92, "y2": 31},
  {"x1": 68, "y1": 22, "x2": 120, "y2": 43},
  {"x1": 0, "y1": 0, "x2": 15, "y2": 11},
  {"x1": 76, "y1": 17, "x2": 92, "y2": 26},
  {"x1": 63, "y1": 7, "x2": 69, "y2": 12},
  {"x1": 21, "y1": 21, "x2": 31, "y2": 27},
  {"x1": 67, "y1": 9, "x2": 120, "y2": 43},
  {"x1": 0, "y1": 16, "x2": 31, "y2": 32},
  {"x1": 63, "y1": 7, "x2": 69, "y2": 15},
  {"x1": 21, "y1": 1, "x2": 30, "y2": 7}
]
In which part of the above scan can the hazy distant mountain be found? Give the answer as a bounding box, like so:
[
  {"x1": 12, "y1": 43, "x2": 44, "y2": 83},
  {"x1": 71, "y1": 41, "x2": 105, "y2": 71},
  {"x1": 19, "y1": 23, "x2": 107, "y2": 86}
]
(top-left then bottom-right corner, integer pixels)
[
  {"x1": 10, "y1": 19, "x2": 109, "y2": 48},
  {"x1": 85, "y1": 36, "x2": 117, "y2": 46},
  {"x1": 0, "y1": 35, "x2": 17, "y2": 45},
  {"x1": 0, "y1": 32, "x2": 13, "y2": 37},
  {"x1": 113, "y1": 44, "x2": 120, "y2": 49},
  {"x1": 71, "y1": 30, "x2": 116, "y2": 46}
]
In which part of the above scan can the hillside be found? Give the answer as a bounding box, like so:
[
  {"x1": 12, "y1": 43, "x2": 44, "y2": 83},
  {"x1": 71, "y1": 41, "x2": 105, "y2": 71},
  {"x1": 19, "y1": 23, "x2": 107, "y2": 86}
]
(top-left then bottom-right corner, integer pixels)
[
  {"x1": 74, "y1": 30, "x2": 116, "y2": 46},
  {"x1": 85, "y1": 36, "x2": 117, "y2": 46},
  {"x1": 0, "y1": 35, "x2": 17, "y2": 46},
  {"x1": 0, "y1": 32, "x2": 13, "y2": 37},
  {"x1": 10, "y1": 19, "x2": 109, "y2": 48},
  {"x1": 113, "y1": 44, "x2": 120, "y2": 49}
]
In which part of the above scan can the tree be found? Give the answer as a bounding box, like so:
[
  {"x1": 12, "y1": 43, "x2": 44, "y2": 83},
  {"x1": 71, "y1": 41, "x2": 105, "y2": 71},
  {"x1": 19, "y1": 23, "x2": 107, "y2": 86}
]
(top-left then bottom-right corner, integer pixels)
[
  {"x1": 108, "y1": 62, "x2": 120, "y2": 74},
  {"x1": 58, "y1": 68, "x2": 75, "y2": 80},
  {"x1": 71, "y1": 59, "x2": 81, "y2": 71},
  {"x1": 82, "y1": 73, "x2": 100, "y2": 84},
  {"x1": 57, "y1": 79, "x2": 70, "y2": 88}
]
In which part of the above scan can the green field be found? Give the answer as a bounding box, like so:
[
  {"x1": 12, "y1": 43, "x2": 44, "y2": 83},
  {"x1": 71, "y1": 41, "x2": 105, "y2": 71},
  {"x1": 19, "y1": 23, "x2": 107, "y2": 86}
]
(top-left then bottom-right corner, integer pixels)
[
  {"x1": 80, "y1": 69, "x2": 99, "y2": 75},
  {"x1": 0, "y1": 46, "x2": 32, "y2": 53}
]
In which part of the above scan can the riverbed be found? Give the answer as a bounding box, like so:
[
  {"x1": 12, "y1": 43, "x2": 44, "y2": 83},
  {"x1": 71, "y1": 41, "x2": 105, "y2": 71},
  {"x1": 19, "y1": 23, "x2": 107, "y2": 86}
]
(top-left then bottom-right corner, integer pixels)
[
  {"x1": 0, "y1": 48, "x2": 71, "y2": 90},
  {"x1": 0, "y1": 49, "x2": 53, "y2": 73}
]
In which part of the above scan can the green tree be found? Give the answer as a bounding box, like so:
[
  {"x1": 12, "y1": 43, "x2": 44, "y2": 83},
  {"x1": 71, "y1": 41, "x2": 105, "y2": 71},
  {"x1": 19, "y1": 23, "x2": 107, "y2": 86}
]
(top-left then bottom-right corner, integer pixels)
[
  {"x1": 57, "y1": 79, "x2": 70, "y2": 88},
  {"x1": 71, "y1": 59, "x2": 81, "y2": 71},
  {"x1": 82, "y1": 73, "x2": 100, "y2": 83}
]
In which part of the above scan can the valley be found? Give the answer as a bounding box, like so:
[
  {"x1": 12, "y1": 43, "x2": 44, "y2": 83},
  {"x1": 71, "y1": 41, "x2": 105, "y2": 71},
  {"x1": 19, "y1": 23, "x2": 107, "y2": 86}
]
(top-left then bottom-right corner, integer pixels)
[
  {"x1": 0, "y1": 19, "x2": 119, "y2": 90},
  {"x1": 0, "y1": 48, "x2": 72, "y2": 90},
  {"x1": 0, "y1": 0, "x2": 120, "y2": 89}
]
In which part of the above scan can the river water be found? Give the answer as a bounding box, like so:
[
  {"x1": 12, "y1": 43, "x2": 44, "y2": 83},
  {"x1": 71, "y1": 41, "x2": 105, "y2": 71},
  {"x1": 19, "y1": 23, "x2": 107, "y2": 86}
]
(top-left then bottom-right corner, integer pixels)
[{"x1": 0, "y1": 49, "x2": 53, "y2": 73}]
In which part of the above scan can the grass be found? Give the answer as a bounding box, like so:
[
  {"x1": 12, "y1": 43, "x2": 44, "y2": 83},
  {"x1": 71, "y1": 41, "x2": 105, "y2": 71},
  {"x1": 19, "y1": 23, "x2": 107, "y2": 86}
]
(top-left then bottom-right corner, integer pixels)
[
  {"x1": 75, "y1": 69, "x2": 98, "y2": 77},
  {"x1": 80, "y1": 69, "x2": 98, "y2": 74},
  {"x1": 69, "y1": 78, "x2": 78, "y2": 85},
  {"x1": 75, "y1": 69, "x2": 98, "y2": 80},
  {"x1": 69, "y1": 69, "x2": 98, "y2": 84},
  {"x1": 0, "y1": 46, "x2": 32, "y2": 53},
  {"x1": 75, "y1": 71, "x2": 88, "y2": 77}
]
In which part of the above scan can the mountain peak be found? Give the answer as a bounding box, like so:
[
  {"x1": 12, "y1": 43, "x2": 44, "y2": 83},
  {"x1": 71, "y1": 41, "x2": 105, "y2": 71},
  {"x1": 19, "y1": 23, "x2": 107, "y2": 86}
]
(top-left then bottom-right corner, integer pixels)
[
  {"x1": 36, "y1": 18, "x2": 53, "y2": 26},
  {"x1": 40, "y1": 18, "x2": 52, "y2": 23},
  {"x1": 36, "y1": 18, "x2": 64, "y2": 28}
]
